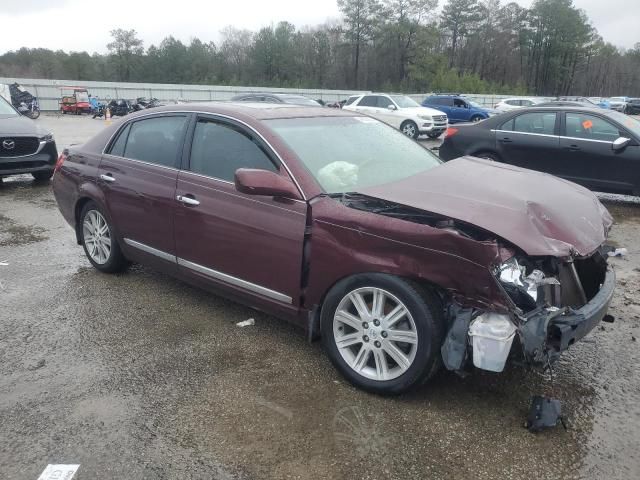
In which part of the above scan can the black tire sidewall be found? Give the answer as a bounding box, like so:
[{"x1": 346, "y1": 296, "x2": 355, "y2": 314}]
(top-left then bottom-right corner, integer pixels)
[
  {"x1": 321, "y1": 273, "x2": 442, "y2": 395},
  {"x1": 32, "y1": 170, "x2": 53, "y2": 181},
  {"x1": 79, "y1": 201, "x2": 126, "y2": 273}
]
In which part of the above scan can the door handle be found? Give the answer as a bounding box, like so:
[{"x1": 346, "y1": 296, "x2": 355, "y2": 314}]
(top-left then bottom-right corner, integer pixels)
[
  {"x1": 100, "y1": 173, "x2": 116, "y2": 182},
  {"x1": 176, "y1": 194, "x2": 200, "y2": 206},
  {"x1": 499, "y1": 137, "x2": 512, "y2": 143},
  {"x1": 564, "y1": 145, "x2": 581, "y2": 151}
]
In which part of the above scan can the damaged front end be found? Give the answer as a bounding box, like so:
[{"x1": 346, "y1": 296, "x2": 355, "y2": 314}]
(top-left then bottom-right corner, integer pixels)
[{"x1": 443, "y1": 248, "x2": 616, "y2": 373}]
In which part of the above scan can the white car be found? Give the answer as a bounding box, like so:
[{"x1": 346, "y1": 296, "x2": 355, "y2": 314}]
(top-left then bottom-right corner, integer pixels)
[
  {"x1": 608, "y1": 97, "x2": 629, "y2": 112},
  {"x1": 494, "y1": 97, "x2": 540, "y2": 112},
  {"x1": 343, "y1": 93, "x2": 448, "y2": 139}
]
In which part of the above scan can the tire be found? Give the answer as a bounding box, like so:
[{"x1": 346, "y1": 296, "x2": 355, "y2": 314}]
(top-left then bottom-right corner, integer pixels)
[
  {"x1": 400, "y1": 121, "x2": 419, "y2": 140},
  {"x1": 427, "y1": 131, "x2": 442, "y2": 139},
  {"x1": 475, "y1": 152, "x2": 500, "y2": 162},
  {"x1": 32, "y1": 170, "x2": 53, "y2": 182},
  {"x1": 79, "y1": 201, "x2": 128, "y2": 273},
  {"x1": 61, "y1": 109, "x2": 66, "y2": 115},
  {"x1": 470, "y1": 115, "x2": 483, "y2": 123},
  {"x1": 321, "y1": 273, "x2": 444, "y2": 395},
  {"x1": 27, "y1": 109, "x2": 40, "y2": 119}
]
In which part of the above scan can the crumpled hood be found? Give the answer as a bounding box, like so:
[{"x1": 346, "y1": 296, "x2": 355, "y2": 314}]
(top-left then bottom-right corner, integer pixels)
[
  {"x1": 0, "y1": 115, "x2": 49, "y2": 136},
  {"x1": 359, "y1": 157, "x2": 613, "y2": 257}
]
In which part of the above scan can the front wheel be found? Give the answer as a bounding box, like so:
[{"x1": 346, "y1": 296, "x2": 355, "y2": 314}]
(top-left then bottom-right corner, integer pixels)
[
  {"x1": 400, "y1": 121, "x2": 419, "y2": 140},
  {"x1": 470, "y1": 115, "x2": 483, "y2": 123},
  {"x1": 321, "y1": 274, "x2": 444, "y2": 395},
  {"x1": 27, "y1": 108, "x2": 40, "y2": 119},
  {"x1": 79, "y1": 202, "x2": 128, "y2": 273},
  {"x1": 426, "y1": 131, "x2": 442, "y2": 139}
]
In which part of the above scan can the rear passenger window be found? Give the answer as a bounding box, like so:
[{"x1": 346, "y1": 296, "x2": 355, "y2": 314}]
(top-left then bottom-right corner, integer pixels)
[
  {"x1": 123, "y1": 116, "x2": 188, "y2": 167},
  {"x1": 501, "y1": 112, "x2": 556, "y2": 135},
  {"x1": 189, "y1": 119, "x2": 277, "y2": 181},
  {"x1": 108, "y1": 123, "x2": 130, "y2": 157}
]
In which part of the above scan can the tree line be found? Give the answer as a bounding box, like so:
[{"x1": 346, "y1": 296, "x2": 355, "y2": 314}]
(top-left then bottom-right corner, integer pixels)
[{"x1": 1, "y1": 0, "x2": 639, "y2": 96}]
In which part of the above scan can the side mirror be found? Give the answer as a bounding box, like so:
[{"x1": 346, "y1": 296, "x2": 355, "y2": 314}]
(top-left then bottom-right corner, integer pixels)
[
  {"x1": 612, "y1": 137, "x2": 631, "y2": 151},
  {"x1": 235, "y1": 168, "x2": 301, "y2": 199},
  {"x1": 387, "y1": 104, "x2": 397, "y2": 111}
]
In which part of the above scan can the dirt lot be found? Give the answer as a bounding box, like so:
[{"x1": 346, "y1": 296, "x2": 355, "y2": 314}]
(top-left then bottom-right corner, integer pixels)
[{"x1": 1, "y1": 115, "x2": 639, "y2": 479}]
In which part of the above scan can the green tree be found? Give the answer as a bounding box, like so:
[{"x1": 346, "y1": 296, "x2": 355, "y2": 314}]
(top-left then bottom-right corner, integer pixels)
[
  {"x1": 107, "y1": 29, "x2": 144, "y2": 81},
  {"x1": 338, "y1": 0, "x2": 380, "y2": 88}
]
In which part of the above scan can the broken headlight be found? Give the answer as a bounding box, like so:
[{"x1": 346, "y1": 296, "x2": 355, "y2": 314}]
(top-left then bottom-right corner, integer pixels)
[{"x1": 498, "y1": 257, "x2": 560, "y2": 311}]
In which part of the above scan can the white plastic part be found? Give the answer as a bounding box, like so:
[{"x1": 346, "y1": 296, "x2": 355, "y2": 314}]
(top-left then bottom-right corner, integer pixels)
[{"x1": 468, "y1": 313, "x2": 517, "y2": 373}]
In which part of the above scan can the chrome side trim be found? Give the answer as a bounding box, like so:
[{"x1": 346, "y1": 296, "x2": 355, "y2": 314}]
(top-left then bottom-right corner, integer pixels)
[
  {"x1": 492, "y1": 129, "x2": 559, "y2": 139},
  {"x1": 492, "y1": 129, "x2": 618, "y2": 144},
  {"x1": 177, "y1": 257, "x2": 293, "y2": 304},
  {"x1": 123, "y1": 237, "x2": 293, "y2": 304},
  {"x1": 100, "y1": 109, "x2": 308, "y2": 200},
  {"x1": 124, "y1": 238, "x2": 177, "y2": 262}
]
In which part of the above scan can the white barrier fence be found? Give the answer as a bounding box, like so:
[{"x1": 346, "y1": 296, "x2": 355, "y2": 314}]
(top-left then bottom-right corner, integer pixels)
[{"x1": 1, "y1": 77, "x2": 551, "y2": 111}]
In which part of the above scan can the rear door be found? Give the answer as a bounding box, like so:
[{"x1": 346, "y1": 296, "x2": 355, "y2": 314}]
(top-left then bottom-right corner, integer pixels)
[
  {"x1": 559, "y1": 112, "x2": 639, "y2": 193},
  {"x1": 494, "y1": 111, "x2": 560, "y2": 171},
  {"x1": 173, "y1": 114, "x2": 307, "y2": 310},
  {"x1": 99, "y1": 114, "x2": 190, "y2": 272}
]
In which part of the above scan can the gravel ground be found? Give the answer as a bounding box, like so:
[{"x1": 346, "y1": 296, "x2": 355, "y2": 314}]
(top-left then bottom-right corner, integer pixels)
[{"x1": 0, "y1": 114, "x2": 639, "y2": 479}]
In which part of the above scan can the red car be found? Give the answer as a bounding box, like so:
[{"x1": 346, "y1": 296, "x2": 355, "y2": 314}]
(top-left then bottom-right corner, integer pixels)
[{"x1": 52, "y1": 103, "x2": 616, "y2": 394}]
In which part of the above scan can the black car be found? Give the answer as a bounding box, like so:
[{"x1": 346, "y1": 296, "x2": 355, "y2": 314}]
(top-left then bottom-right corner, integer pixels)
[
  {"x1": 439, "y1": 106, "x2": 640, "y2": 196},
  {"x1": 0, "y1": 95, "x2": 58, "y2": 181},
  {"x1": 230, "y1": 93, "x2": 321, "y2": 106},
  {"x1": 627, "y1": 98, "x2": 640, "y2": 115}
]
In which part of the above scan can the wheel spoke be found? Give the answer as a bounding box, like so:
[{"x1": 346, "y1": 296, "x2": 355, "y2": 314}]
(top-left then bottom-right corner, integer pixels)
[
  {"x1": 349, "y1": 291, "x2": 370, "y2": 320},
  {"x1": 335, "y1": 310, "x2": 363, "y2": 331},
  {"x1": 371, "y1": 289, "x2": 385, "y2": 319},
  {"x1": 383, "y1": 304, "x2": 408, "y2": 328},
  {"x1": 372, "y1": 349, "x2": 389, "y2": 380},
  {"x1": 386, "y1": 329, "x2": 418, "y2": 344},
  {"x1": 383, "y1": 341, "x2": 412, "y2": 370},
  {"x1": 352, "y1": 345, "x2": 370, "y2": 372},
  {"x1": 336, "y1": 332, "x2": 362, "y2": 348}
]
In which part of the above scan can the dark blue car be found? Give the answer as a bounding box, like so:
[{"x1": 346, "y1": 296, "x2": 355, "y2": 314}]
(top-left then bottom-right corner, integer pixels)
[{"x1": 422, "y1": 95, "x2": 498, "y2": 124}]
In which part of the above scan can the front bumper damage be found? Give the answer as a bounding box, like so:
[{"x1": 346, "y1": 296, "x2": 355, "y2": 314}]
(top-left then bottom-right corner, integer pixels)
[
  {"x1": 442, "y1": 262, "x2": 616, "y2": 373},
  {"x1": 521, "y1": 266, "x2": 615, "y2": 364}
]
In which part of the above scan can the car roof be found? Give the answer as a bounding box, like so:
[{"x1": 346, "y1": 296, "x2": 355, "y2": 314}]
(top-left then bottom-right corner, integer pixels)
[{"x1": 119, "y1": 101, "x2": 360, "y2": 120}]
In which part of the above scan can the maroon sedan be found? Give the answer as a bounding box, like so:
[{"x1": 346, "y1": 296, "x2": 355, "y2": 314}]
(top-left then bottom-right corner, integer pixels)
[{"x1": 52, "y1": 103, "x2": 615, "y2": 394}]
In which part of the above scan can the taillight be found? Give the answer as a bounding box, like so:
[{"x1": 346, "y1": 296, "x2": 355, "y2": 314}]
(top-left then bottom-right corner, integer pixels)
[
  {"x1": 445, "y1": 127, "x2": 459, "y2": 138},
  {"x1": 54, "y1": 152, "x2": 67, "y2": 173}
]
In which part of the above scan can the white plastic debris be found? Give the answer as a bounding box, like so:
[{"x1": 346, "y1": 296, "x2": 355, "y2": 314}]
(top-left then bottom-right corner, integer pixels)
[
  {"x1": 236, "y1": 318, "x2": 255, "y2": 327},
  {"x1": 37, "y1": 464, "x2": 80, "y2": 480},
  {"x1": 0, "y1": 261, "x2": 8, "y2": 266},
  {"x1": 608, "y1": 248, "x2": 628, "y2": 257},
  {"x1": 317, "y1": 161, "x2": 359, "y2": 191},
  {"x1": 468, "y1": 313, "x2": 517, "y2": 373}
]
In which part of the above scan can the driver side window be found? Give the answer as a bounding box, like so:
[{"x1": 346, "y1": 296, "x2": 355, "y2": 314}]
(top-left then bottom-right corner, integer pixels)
[
  {"x1": 453, "y1": 98, "x2": 467, "y2": 108},
  {"x1": 565, "y1": 113, "x2": 621, "y2": 142}
]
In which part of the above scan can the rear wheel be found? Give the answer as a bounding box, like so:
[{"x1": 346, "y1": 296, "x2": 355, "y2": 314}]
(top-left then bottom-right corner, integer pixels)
[
  {"x1": 321, "y1": 274, "x2": 444, "y2": 395},
  {"x1": 475, "y1": 151, "x2": 500, "y2": 162},
  {"x1": 400, "y1": 121, "x2": 419, "y2": 140},
  {"x1": 32, "y1": 170, "x2": 53, "y2": 182},
  {"x1": 79, "y1": 202, "x2": 128, "y2": 273}
]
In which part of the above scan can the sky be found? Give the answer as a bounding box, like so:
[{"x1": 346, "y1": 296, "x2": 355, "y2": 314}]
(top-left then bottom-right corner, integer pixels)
[{"x1": 0, "y1": 0, "x2": 636, "y2": 55}]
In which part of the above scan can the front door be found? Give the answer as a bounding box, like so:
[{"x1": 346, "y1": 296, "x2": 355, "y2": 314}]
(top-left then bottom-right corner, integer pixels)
[
  {"x1": 173, "y1": 115, "x2": 307, "y2": 310},
  {"x1": 559, "y1": 112, "x2": 640, "y2": 194},
  {"x1": 98, "y1": 114, "x2": 190, "y2": 271}
]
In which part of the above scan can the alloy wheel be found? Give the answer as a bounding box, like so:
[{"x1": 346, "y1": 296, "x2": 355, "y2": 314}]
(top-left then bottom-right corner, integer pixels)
[
  {"x1": 402, "y1": 123, "x2": 416, "y2": 137},
  {"x1": 332, "y1": 287, "x2": 418, "y2": 381},
  {"x1": 82, "y1": 210, "x2": 112, "y2": 265}
]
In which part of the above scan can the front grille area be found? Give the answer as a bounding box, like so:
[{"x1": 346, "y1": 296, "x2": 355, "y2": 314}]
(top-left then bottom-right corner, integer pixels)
[
  {"x1": 0, "y1": 137, "x2": 40, "y2": 157},
  {"x1": 433, "y1": 115, "x2": 447, "y2": 123}
]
